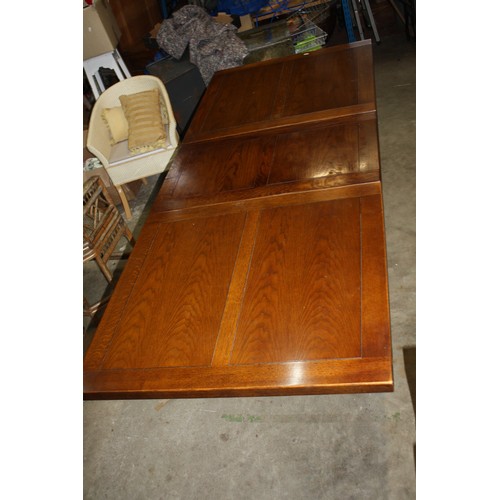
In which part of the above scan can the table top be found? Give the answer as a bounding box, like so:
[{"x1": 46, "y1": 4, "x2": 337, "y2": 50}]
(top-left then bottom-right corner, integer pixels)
[
  {"x1": 84, "y1": 41, "x2": 393, "y2": 399},
  {"x1": 184, "y1": 40, "x2": 376, "y2": 144}
]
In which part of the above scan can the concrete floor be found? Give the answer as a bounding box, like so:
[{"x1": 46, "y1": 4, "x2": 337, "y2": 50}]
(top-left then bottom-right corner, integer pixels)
[{"x1": 84, "y1": 32, "x2": 415, "y2": 499}]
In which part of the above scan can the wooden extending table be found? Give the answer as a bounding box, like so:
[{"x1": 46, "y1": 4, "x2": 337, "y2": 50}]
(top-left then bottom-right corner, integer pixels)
[{"x1": 84, "y1": 40, "x2": 393, "y2": 399}]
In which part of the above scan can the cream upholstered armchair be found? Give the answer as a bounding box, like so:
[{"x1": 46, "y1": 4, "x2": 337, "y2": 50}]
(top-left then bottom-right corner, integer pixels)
[{"x1": 86, "y1": 75, "x2": 179, "y2": 219}]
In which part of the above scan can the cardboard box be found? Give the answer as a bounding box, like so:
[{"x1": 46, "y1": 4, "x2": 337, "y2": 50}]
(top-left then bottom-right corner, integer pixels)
[
  {"x1": 239, "y1": 15, "x2": 254, "y2": 33},
  {"x1": 213, "y1": 13, "x2": 254, "y2": 32},
  {"x1": 83, "y1": 0, "x2": 121, "y2": 60},
  {"x1": 213, "y1": 13, "x2": 233, "y2": 25}
]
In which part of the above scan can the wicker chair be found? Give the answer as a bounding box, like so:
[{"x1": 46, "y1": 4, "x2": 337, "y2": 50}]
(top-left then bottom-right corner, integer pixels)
[
  {"x1": 83, "y1": 176, "x2": 135, "y2": 316},
  {"x1": 86, "y1": 75, "x2": 179, "y2": 219}
]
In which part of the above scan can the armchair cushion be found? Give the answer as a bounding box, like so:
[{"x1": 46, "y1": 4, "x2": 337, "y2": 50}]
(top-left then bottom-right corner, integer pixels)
[
  {"x1": 101, "y1": 106, "x2": 129, "y2": 144},
  {"x1": 108, "y1": 124, "x2": 173, "y2": 166},
  {"x1": 119, "y1": 88, "x2": 167, "y2": 155}
]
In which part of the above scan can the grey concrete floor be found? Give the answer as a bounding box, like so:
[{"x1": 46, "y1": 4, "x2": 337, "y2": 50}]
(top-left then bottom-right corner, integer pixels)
[{"x1": 84, "y1": 33, "x2": 415, "y2": 499}]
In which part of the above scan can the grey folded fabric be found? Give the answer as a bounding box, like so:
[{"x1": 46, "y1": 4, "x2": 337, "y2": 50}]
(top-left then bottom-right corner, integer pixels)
[{"x1": 157, "y1": 5, "x2": 249, "y2": 85}]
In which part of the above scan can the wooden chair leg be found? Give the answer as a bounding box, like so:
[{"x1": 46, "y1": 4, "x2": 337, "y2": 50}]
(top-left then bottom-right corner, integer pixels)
[
  {"x1": 84, "y1": 296, "x2": 110, "y2": 317},
  {"x1": 124, "y1": 225, "x2": 135, "y2": 245},
  {"x1": 116, "y1": 185, "x2": 132, "y2": 220},
  {"x1": 95, "y1": 256, "x2": 113, "y2": 282}
]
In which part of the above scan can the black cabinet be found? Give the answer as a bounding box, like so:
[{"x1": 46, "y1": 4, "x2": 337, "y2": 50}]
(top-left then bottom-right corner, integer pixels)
[{"x1": 146, "y1": 55, "x2": 206, "y2": 137}]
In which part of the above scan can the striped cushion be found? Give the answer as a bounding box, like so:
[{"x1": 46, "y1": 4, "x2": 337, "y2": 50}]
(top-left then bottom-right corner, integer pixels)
[
  {"x1": 108, "y1": 125, "x2": 172, "y2": 166},
  {"x1": 119, "y1": 89, "x2": 167, "y2": 155}
]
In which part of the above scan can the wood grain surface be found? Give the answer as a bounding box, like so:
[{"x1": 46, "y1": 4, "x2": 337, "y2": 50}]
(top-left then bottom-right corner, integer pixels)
[
  {"x1": 84, "y1": 41, "x2": 392, "y2": 399},
  {"x1": 185, "y1": 40, "x2": 376, "y2": 144},
  {"x1": 231, "y1": 199, "x2": 362, "y2": 365}
]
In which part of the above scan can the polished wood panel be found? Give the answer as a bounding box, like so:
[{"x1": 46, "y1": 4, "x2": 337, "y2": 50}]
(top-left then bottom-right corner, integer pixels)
[
  {"x1": 196, "y1": 64, "x2": 284, "y2": 131},
  {"x1": 281, "y1": 51, "x2": 358, "y2": 116},
  {"x1": 173, "y1": 136, "x2": 275, "y2": 197},
  {"x1": 231, "y1": 199, "x2": 362, "y2": 365},
  {"x1": 109, "y1": 0, "x2": 161, "y2": 52},
  {"x1": 108, "y1": 0, "x2": 161, "y2": 73},
  {"x1": 360, "y1": 195, "x2": 391, "y2": 357},
  {"x1": 185, "y1": 41, "x2": 376, "y2": 144},
  {"x1": 84, "y1": 357, "x2": 392, "y2": 399},
  {"x1": 151, "y1": 175, "x2": 381, "y2": 219},
  {"x1": 211, "y1": 211, "x2": 261, "y2": 367},
  {"x1": 84, "y1": 42, "x2": 392, "y2": 399},
  {"x1": 269, "y1": 122, "x2": 364, "y2": 183},
  {"x1": 100, "y1": 213, "x2": 245, "y2": 370},
  {"x1": 157, "y1": 116, "x2": 380, "y2": 204}
]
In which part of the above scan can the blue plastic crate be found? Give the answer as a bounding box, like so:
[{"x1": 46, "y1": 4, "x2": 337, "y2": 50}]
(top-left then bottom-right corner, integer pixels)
[{"x1": 216, "y1": 0, "x2": 269, "y2": 16}]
